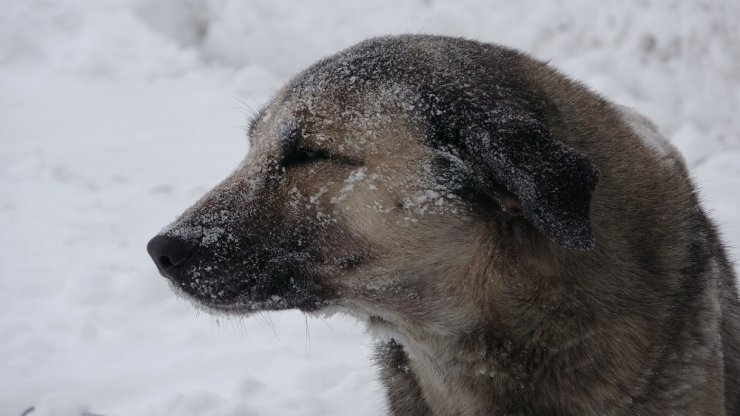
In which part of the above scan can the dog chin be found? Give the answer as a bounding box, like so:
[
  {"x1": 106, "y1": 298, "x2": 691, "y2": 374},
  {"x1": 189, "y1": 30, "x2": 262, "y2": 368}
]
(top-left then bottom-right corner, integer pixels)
[
  {"x1": 166, "y1": 283, "x2": 245, "y2": 315},
  {"x1": 168, "y1": 281, "x2": 333, "y2": 315}
]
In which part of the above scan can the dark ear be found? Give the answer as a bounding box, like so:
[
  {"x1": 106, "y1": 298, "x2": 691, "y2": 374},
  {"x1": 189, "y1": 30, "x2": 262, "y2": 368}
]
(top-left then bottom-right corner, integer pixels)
[{"x1": 466, "y1": 112, "x2": 599, "y2": 250}]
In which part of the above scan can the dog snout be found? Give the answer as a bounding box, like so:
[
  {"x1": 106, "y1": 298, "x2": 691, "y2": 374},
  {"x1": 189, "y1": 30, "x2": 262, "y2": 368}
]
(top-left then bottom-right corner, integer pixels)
[{"x1": 147, "y1": 235, "x2": 192, "y2": 281}]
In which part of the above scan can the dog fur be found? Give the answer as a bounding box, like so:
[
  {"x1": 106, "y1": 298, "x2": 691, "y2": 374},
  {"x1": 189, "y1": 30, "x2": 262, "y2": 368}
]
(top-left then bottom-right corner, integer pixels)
[{"x1": 148, "y1": 35, "x2": 740, "y2": 415}]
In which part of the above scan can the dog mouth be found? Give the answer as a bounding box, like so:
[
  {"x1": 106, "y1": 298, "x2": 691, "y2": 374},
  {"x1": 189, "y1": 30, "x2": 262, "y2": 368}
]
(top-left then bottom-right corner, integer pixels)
[
  {"x1": 175, "y1": 280, "x2": 333, "y2": 314},
  {"x1": 148, "y1": 235, "x2": 363, "y2": 314},
  {"x1": 160, "y1": 259, "x2": 338, "y2": 314},
  {"x1": 170, "y1": 281, "x2": 335, "y2": 315}
]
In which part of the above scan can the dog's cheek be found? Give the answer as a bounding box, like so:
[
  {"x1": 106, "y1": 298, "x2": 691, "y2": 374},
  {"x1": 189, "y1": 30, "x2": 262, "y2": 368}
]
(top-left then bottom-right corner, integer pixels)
[
  {"x1": 328, "y1": 170, "x2": 455, "y2": 254},
  {"x1": 273, "y1": 169, "x2": 381, "y2": 285},
  {"x1": 315, "y1": 169, "x2": 401, "y2": 248}
]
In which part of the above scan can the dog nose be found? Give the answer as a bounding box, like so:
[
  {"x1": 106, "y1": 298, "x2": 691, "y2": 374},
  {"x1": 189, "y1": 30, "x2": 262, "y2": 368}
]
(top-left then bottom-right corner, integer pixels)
[{"x1": 147, "y1": 235, "x2": 192, "y2": 280}]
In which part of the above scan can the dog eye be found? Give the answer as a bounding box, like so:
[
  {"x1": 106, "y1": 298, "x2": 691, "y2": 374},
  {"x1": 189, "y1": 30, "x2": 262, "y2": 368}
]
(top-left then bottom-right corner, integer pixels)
[
  {"x1": 283, "y1": 148, "x2": 332, "y2": 167},
  {"x1": 283, "y1": 147, "x2": 363, "y2": 168}
]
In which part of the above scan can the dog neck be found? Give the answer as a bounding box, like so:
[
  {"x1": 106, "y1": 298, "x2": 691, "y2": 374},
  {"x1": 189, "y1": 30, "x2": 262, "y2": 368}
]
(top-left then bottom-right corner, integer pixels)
[
  {"x1": 371, "y1": 315, "x2": 538, "y2": 415},
  {"x1": 357, "y1": 248, "x2": 599, "y2": 415}
]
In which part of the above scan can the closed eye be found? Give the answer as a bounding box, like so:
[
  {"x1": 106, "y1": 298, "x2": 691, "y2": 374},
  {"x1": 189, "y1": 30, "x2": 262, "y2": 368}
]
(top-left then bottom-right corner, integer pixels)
[
  {"x1": 282, "y1": 148, "x2": 362, "y2": 167},
  {"x1": 282, "y1": 148, "x2": 331, "y2": 167}
]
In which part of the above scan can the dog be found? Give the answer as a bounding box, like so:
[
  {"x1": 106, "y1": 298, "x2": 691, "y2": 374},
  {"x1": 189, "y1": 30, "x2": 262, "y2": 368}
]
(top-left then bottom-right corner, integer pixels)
[{"x1": 147, "y1": 35, "x2": 740, "y2": 415}]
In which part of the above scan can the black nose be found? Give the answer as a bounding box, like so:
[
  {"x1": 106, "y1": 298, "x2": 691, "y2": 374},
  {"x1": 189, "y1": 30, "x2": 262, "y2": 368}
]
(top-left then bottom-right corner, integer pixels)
[{"x1": 147, "y1": 235, "x2": 192, "y2": 281}]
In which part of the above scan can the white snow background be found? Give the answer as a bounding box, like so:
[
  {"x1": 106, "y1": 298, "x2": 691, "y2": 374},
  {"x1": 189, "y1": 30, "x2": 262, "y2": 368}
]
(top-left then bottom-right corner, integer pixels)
[{"x1": 1, "y1": 1, "x2": 739, "y2": 415}]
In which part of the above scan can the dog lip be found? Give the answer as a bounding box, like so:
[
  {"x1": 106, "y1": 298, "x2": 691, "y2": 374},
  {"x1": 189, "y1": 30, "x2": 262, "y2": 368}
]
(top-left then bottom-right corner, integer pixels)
[
  {"x1": 182, "y1": 293, "x2": 335, "y2": 315},
  {"x1": 165, "y1": 270, "x2": 336, "y2": 314}
]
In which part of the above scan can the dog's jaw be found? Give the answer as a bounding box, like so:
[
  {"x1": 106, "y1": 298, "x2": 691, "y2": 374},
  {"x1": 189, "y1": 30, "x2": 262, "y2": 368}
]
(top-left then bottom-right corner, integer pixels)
[{"x1": 169, "y1": 280, "x2": 338, "y2": 316}]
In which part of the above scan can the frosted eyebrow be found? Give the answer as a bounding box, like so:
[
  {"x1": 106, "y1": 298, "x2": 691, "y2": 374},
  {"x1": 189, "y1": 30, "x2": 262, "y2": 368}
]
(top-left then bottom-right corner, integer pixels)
[{"x1": 282, "y1": 126, "x2": 363, "y2": 167}]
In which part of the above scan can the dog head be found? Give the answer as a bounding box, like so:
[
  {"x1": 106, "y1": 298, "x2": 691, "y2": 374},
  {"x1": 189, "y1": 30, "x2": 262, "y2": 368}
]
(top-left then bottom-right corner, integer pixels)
[{"x1": 147, "y1": 35, "x2": 598, "y2": 330}]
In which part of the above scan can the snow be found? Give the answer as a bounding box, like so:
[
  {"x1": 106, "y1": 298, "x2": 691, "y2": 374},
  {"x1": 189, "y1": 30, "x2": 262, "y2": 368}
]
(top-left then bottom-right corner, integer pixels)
[
  {"x1": 332, "y1": 167, "x2": 367, "y2": 203},
  {"x1": 1, "y1": 1, "x2": 738, "y2": 415}
]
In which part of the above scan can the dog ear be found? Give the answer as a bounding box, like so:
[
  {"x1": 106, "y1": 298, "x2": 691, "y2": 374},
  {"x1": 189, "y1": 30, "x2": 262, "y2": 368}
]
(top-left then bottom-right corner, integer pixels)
[{"x1": 465, "y1": 112, "x2": 599, "y2": 250}]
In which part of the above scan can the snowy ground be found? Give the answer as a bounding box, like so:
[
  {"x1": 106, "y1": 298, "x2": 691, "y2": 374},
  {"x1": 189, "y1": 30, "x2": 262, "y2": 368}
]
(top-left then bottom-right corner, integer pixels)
[{"x1": 1, "y1": 1, "x2": 738, "y2": 415}]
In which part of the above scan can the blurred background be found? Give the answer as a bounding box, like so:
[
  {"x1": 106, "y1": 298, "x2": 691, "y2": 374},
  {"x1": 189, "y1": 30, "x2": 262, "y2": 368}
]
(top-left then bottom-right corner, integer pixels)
[{"x1": 1, "y1": 1, "x2": 738, "y2": 415}]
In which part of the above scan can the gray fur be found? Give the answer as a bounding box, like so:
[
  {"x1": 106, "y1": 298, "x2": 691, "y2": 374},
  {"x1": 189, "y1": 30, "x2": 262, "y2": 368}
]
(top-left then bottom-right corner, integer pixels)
[{"x1": 148, "y1": 35, "x2": 740, "y2": 415}]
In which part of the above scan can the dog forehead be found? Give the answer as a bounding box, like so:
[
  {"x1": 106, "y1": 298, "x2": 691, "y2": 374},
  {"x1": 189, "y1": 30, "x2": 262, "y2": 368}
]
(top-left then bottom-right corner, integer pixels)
[
  {"x1": 285, "y1": 35, "x2": 457, "y2": 93},
  {"x1": 257, "y1": 37, "x2": 432, "y2": 128},
  {"x1": 249, "y1": 34, "x2": 532, "y2": 161},
  {"x1": 251, "y1": 85, "x2": 425, "y2": 160}
]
